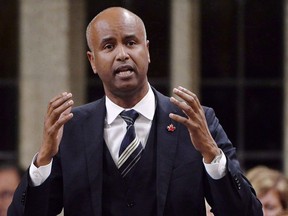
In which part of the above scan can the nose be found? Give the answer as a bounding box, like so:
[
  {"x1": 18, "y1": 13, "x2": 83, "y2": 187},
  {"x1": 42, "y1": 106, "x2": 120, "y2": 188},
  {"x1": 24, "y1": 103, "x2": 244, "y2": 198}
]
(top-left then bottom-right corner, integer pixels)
[{"x1": 116, "y1": 45, "x2": 129, "y2": 61}]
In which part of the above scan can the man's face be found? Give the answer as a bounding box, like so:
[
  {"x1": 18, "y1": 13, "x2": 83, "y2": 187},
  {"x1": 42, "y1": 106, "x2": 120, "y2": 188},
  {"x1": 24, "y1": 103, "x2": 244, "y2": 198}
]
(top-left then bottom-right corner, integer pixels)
[{"x1": 87, "y1": 9, "x2": 150, "y2": 102}]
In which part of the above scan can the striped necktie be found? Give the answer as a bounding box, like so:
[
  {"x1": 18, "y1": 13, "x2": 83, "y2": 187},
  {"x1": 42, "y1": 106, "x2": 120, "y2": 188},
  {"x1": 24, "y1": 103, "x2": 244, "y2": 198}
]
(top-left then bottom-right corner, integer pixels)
[{"x1": 118, "y1": 109, "x2": 143, "y2": 178}]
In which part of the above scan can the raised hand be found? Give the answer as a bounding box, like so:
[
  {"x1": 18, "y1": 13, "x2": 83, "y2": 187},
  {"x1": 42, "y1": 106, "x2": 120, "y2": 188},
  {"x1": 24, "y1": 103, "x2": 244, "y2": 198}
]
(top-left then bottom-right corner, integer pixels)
[
  {"x1": 169, "y1": 86, "x2": 220, "y2": 163},
  {"x1": 35, "y1": 92, "x2": 74, "y2": 167}
]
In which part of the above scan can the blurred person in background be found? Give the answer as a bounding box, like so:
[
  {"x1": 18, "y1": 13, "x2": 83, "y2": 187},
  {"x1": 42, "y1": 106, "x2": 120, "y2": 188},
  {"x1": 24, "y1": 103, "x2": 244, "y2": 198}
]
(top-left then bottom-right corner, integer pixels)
[
  {"x1": 246, "y1": 166, "x2": 288, "y2": 216},
  {"x1": 0, "y1": 163, "x2": 22, "y2": 216}
]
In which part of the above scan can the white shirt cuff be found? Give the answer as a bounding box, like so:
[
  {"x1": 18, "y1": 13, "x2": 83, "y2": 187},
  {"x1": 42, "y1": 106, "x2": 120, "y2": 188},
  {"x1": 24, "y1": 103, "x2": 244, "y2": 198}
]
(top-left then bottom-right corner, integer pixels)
[
  {"x1": 203, "y1": 150, "x2": 227, "y2": 180},
  {"x1": 29, "y1": 153, "x2": 53, "y2": 186}
]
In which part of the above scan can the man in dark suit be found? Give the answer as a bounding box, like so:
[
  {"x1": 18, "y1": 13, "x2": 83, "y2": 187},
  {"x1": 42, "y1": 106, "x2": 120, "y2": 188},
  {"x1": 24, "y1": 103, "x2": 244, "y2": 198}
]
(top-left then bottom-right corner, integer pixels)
[{"x1": 8, "y1": 7, "x2": 263, "y2": 216}]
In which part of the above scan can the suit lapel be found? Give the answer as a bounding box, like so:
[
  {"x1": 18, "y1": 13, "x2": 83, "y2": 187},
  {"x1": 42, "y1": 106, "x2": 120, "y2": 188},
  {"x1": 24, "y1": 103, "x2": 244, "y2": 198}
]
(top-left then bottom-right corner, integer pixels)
[
  {"x1": 154, "y1": 90, "x2": 180, "y2": 216},
  {"x1": 82, "y1": 98, "x2": 106, "y2": 216}
]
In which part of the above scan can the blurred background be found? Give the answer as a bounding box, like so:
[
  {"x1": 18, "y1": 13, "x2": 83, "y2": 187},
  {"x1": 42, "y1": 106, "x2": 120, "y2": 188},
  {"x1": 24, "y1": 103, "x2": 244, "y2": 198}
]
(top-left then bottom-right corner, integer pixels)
[{"x1": 0, "y1": 0, "x2": 287, "y2": 175}]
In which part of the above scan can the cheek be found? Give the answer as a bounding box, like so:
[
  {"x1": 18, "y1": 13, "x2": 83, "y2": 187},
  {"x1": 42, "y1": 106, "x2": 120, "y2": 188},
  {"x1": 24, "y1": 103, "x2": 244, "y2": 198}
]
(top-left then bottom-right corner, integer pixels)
[
  {"x1": 133, "y1": 50, "x2": 150, "y2": 70},
  {"x1": 94, "y1": 54, "x2": 114, "y2": 73},
  {"x1": 260, "y1": 194, "x2": 284, "y2": 214}
]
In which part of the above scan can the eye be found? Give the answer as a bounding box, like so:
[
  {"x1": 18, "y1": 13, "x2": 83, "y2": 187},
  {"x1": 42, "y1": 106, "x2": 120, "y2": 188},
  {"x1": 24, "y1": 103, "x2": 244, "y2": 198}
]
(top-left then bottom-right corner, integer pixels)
[
  {"x1": 264, "y1": 204, "x2": 277, "y2": 211},
  {"x1": 103, "y1": 44, "x2": 114, "y2": 50},
  {"x1": 127, "y1": 40, "x2": 136, "y2": 47}
]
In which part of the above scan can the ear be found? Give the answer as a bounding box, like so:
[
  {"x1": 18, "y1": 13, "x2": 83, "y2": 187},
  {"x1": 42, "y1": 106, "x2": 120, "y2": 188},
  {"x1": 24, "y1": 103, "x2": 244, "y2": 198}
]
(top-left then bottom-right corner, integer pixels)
[
  {"x1": 87, "y1": 51, "x2": 97, "y2": 74},
  {"x1": 146, "y1": 40, "x2": 151, "y2": 63}
]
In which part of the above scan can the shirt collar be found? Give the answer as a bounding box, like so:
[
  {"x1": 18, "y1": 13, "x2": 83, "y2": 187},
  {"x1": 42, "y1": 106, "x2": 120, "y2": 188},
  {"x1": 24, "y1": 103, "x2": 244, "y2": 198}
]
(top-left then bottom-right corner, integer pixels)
[{"x1": 105, "y1": 85, "x2": 155, "y2": 124}]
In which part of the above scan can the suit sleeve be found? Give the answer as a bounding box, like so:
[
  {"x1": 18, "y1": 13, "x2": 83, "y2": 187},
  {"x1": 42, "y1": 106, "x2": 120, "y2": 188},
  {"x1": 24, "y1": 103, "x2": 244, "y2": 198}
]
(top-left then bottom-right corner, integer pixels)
[
  {"x1": 203, "y1": 107, "x2": 263, "y2": 216},
  {"x1": 8, "y1": 156, "x2": 63, "y2": 216}
]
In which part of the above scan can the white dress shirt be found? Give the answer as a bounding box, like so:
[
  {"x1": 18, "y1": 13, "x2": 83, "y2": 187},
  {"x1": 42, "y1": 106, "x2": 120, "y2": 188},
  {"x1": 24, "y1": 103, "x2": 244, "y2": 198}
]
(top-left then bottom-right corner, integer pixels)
[
  {"x1": 104, "y1": 86, "x2": 155, "y2": 164},
  {"x1": 29, "y1": 85, "x2": 226, "y2": 186}
]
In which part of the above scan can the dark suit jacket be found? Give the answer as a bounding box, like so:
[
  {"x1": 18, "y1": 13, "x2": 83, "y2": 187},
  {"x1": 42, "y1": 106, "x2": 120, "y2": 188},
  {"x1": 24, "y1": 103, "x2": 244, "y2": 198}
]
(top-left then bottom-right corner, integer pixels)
[{"x1": 8, "y1": 89, "x2": 263, "y2": 216}]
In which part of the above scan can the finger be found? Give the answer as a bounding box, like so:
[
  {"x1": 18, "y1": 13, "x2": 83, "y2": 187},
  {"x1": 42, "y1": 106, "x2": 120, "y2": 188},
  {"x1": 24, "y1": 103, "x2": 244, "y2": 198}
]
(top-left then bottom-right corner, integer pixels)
[
  {"x1": 169, "y1": 112, "x2": 189, "y2": 126},
  {"x1": 46, "y1": 93, "x2": 73, "y2": 123},
  {"x1": 177, "y1": 86, "x2": 194, "y2": 97},
  {"x1": 47, "y1": 92, "x2": 73, "y2": 116},
  {"x1": 47, "y1": 92, "x2": 68, "y2": 113},
  {"x1": 177, "y1": 86, "x2": 201, "y2": 107},
  {"x1": 173, "y1": 87, "x2": 197, "y2": 106},
  {"x1": 49, "y1": 92, "x2": 68, "y2": 103},
  {"x1": 49, "y1": 99, "x2": 74, "y2": 124},
  {"x1": 172, "y1": 87, "x2": 201, "y2": 110},
  {"x1": 170, "y1": 96, "x2": 190, "y2": 112},
  {"x1": 45, "y1": 106, "x2": 74, "y2": 139},
  {"x1": 52, "y1": 110, "x2": 74, "y2": 132},
  {"x1": 170, "y1": 96, "x2": 197, "y2": 119}
]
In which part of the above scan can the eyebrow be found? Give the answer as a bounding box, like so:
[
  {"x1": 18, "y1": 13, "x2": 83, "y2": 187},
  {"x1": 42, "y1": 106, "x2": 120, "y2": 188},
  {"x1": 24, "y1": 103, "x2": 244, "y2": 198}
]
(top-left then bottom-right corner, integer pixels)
[
  {"x1": 100, "y1": 36, "x2": 115, "y2": 45},
  {"x1": 124, "y1": 34, "x2": 138, "y2": 41},
  {"x1": 99, "y1": 34, "x2": 139, "y2": 46}
]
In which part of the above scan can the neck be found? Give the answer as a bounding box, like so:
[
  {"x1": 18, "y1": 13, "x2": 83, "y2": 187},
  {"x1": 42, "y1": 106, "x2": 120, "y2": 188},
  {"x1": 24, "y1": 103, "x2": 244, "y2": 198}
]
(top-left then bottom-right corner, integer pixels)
[{"x1": 106, "y1": 84, "x2": 149, "y2": 108}]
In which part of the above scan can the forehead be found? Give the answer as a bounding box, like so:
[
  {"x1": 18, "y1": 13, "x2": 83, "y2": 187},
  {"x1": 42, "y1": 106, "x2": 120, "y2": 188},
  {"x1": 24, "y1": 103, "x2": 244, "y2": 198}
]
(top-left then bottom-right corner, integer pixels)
[{"x1": 91, "y1": 10, "x2": 145, "y2": 41}]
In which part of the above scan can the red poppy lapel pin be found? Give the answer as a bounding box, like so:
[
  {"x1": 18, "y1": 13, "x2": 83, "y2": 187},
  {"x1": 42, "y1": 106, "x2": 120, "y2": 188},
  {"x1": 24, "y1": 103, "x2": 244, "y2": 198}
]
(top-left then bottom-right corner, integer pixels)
[{"x1": 167, "y1": 124, "x2": 176, "y2": 132}]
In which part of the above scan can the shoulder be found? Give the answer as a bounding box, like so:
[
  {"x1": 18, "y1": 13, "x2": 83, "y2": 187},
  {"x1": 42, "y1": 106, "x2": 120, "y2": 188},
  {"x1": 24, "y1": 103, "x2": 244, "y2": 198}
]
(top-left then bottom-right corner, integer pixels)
[
  {"x1": 70, "y1": 97, "x2": 105, "y2": 120},
  {"x1": 203, "y1": 106, "x2": 216, "y2": 118}
]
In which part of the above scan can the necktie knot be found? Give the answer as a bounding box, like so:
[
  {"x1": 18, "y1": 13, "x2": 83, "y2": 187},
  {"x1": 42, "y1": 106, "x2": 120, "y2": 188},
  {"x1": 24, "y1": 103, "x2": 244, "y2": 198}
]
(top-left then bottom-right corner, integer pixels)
[{"x1": 120, "y1": 109, "x2": 139, "y2": 126}]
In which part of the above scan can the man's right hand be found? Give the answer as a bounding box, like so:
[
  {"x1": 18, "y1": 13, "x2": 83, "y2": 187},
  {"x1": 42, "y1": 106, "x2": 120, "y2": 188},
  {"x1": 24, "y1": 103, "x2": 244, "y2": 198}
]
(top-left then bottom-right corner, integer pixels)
[{"x1": 35, "y1": 92, "x2": 74, "y2": 167}]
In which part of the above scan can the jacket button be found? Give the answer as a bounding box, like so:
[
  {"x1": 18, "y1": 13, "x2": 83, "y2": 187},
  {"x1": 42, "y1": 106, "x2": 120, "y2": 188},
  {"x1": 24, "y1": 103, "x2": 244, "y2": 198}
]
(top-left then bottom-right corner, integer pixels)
[
  {"x1": 127, "y1": 201, "x2": 135, "y2": 208},
  {"x1": 21, "y1": 192, "x2": 26, "y2": 205}
]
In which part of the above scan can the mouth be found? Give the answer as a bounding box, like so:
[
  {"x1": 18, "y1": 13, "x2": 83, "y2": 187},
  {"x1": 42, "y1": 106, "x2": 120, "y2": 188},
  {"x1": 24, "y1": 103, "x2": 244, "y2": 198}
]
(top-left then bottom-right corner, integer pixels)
[{"x1": 115, "y1": 65, "x2": 135, "y2": 78}]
